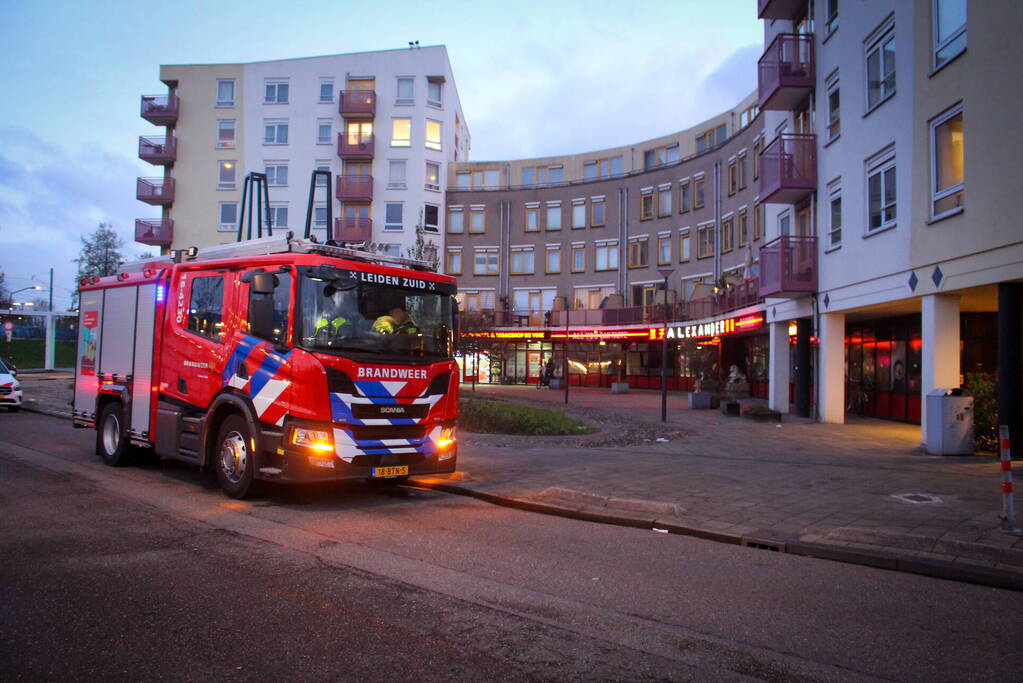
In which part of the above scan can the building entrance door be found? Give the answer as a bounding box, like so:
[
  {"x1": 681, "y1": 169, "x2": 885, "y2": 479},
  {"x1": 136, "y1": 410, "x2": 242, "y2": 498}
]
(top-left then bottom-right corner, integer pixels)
[{"x1": 526, "y1": 350, "x2": 543, "y2": 384}]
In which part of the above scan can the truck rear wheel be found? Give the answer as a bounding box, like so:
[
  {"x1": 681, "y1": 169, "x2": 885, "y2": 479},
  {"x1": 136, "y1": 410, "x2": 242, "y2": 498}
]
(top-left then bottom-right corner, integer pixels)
[
  {"x1": 214, "y1": 415, "x2": 262, "y2": 499},
  {"x1": 96, "y1": 402, "x2": 131, "y2": 467}
]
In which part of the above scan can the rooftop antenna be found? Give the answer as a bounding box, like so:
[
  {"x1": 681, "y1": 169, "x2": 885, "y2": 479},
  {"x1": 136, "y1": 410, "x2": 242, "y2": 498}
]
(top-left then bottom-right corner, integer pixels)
[{"x1": 408, "y1": 40, "x2": 419, "y2": 49}]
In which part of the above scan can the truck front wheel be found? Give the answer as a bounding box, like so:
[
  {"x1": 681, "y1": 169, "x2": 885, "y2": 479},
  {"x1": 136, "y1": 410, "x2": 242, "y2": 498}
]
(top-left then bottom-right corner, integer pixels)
[
  {"x1": 96, "y1": 402, "x2": 130, "y2": 467},
  {"x1": 214, "y1": 415, "x2": 262, "y2": 499}
]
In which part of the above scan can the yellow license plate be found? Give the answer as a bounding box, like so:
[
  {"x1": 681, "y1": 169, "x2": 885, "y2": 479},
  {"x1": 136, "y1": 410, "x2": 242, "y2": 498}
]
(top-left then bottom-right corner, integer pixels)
[{"x1": 372, "y1": 465, "x2": 409, "y2": 478}]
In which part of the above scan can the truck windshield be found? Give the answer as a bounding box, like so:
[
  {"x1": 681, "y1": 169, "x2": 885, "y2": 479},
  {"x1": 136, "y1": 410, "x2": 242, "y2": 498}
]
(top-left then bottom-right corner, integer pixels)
[{"x1": 298, "y1": 270, "x2": 455, "y2": 360}]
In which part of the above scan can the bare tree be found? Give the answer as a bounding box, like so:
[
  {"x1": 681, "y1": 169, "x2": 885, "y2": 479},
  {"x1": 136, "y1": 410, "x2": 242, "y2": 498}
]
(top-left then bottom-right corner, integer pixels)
[{"x1": 72, "y1": 223, "x2": 124, "y2": 307}]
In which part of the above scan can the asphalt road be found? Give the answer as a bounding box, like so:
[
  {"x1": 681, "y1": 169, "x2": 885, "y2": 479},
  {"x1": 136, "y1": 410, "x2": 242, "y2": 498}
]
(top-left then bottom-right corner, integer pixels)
[{"x1": 2, "y1": 412, "x2": 1022, "y2": 681}]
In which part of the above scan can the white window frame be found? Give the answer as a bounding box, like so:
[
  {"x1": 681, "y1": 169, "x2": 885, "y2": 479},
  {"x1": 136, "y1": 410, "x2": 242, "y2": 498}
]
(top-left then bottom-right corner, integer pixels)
[
  {"x1": 865, "y1": 23, "x2": 896, "y2": 113},
  {"x1": 263, "y1": 120, "x2": 288, "y2": 145},
  {"x1": 269, "y1": 204, "x2": 288, "y2": 229},
  {"x1": 388, "y1": 159, "x2": 407, "y2": 189},
  {"x1": 826, "y1": 0, "x2": 839, "y2": 36},
  {"x1": 264, "y1": 80, "x2": 289, "y2": 104},
  {"x1": 218, "y1": 202, "x2": 238, "y2": 231},
  {"x1": 930, "y1": 103, "x2": 965, "y2": 220},
  {"x1": 826, "y1": 72, "x2": 840, "y2": 143},
  {"x1": 217, "y1": 160, "x2": 236, "y2": 189},
  {"x1": 264, "y1": 162, "x2": 288, "y2": 187},
  {"x1": 396, "y1": 76, "x2": 414, "y2": 105},
  {"x1": 933, "y1": 0, "x2": 967, "y2": 71},
  {"x1": 216, "y1": 119, "x2": 236, "y2": 149},
  {"x1": 827, "y1": 180, "x2": 842, "y2": 249},
  {"x1": 425, "y1": 119, "x2": 442, "y2": 151},
  {"x1": 866, "y1": 148, "x2": 897, "y2": 233},
  {"x1": 316, "y1": 119, "x2": 332, "y2": 145},
  {"x1": 216, "y1": 79, "x2": 235, "y2": 107},
  {"x1": 425, "y1": 161, "x2": 441, "y2": 191},
  {"x1": 384, "y1": 202, "x2": 404, "y2": 232},
  {"x1": 427, "y1": 79, "x2": 443, "y2": 108},
  {"x1": 424, "y1": 203, "x2": 440, "y2": 233},
  {"x1": 315, "y1": 162, "x2": 331, "y2": 186},
  {"x1": 319, "y1": 80, "x2": 334, "y2": 103},
  {"x1": 391, "y1": 118, "x2": 411, "y2": 147},
  {"x1": 313, "y1": 203, "x2": 328, "y2": 230}
]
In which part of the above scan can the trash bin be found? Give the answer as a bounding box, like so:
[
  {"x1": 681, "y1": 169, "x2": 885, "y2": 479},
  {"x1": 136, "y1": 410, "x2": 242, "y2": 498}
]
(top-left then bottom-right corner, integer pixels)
[{"x1": 925, "y1": 388, "x2": 974, "y2": 455}]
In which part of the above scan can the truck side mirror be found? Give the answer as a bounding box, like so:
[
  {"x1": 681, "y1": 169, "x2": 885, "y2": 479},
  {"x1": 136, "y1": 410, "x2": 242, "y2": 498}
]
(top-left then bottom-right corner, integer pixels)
[{"x1": 250, "y1": 272, "x2": 277, "y2": 295}]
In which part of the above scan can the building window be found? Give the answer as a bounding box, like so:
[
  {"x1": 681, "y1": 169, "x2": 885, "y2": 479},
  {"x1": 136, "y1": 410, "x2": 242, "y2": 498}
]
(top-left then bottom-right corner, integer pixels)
[
  {"x1": 583, "y1": 156, "x2": 623, "y2": 180},
  {"x1": 424, "y1": 204, "x2": 439, "y2": 233},
  {"x1": 388, "y1": 160, "x2": 407, "y2": 189},
  {"x1": 216, "y1": 79, "x2": 235, "y2": 107},
  {"x1": 826, "y1": 0, "x2": 839, "y2": 34},
  {"x1": 392, "y1": 119, "x2": 411, "y2": 147},
  {"x1": 313, "y1": 205, "x2": 328, "y2": 230},
  {"x1": 738, "y1": 210, "x2": 749, "y2": 247},
  {"x1": 696, "y1": 124, "x2": 726, "y2": 154},
  {"x1": 721, "y1": 218, "x2": 734, "y2": 253},
  {"x1": 526, "y1": 207, "x2": 539, "y2": 232},
  {"x1": 264, "y1": 121, "x2": 288, "y2": 144},
  {"x1": 511, "y1": 248, "x2": 535, "y2": 275},
  {"x1": 679, "y1": 230, "x2": 691, "y2": 262},
  {"x1": 867, "y1": 154, "x2": 897, "y2": 232},
  {"x1": 546, "y1": 248, "x2": 561, "y2": 274},
  {"x1": 827, "y1": 76, "x2": 841, "y2": 142},
  {"x1": 591, "y1": 199, "x2": 606, "y2": 226},
  {"x1": 572, "y1": 246, "x2": 586, "y2": 272},
  {"x1": 446, "y1": 250, "x2": 462, "y2": 275},
  {"x1": 738, "y1": 104, "x2": 759, "y2": 129},
  {"x1": 455, "y1": 171, "x2": 471, "y2": 189},
  {"x1": 693, "y1": 177, "x2": 705, "y2": 209},
  {"x1": 679, "y1": 180, "x2": 691, "y2": 213},
  {"x1": 697, "y1": 225, "x2": 715, "y2": 258},
  {"x1": 470, "y1": 208, "x2": 485, "y2": 233},
  {"x1": 572, "y1": 202, "x2": 586, "y2": 229},
  {"x1": 754, "y1": 203, "x2": 765, "y2": 240},
  {"x1": 753, "y1": 139, "x2": 762, "y2": 180},
  {"x1": 658, "y1": 187, "x2": 672, "y2": 217},
  {"x1": 456, "y1": 170, "x2": 500, "y2": 189},
  {"x1": 264, "y1": 163, "x2": 287, "y2": 186},
  {"x1": 345, "y1": 121, "x2": 372, "y2": 146},
  {"x1": 384, "y1": 202, "x2": 404, "y2": 231},
  {"x1": 828, "y1": 182, "x2": 843, "y2": 248},
  {"x1": 474, "y1": 249, "x2": 499, "y2": 275},
  {"x1": 779, "y1": 211, "x2": 791, "y2": 236},
  {"x1": 218, "y1": 202, "x2": 238, "y2": 231},
  {"x1": 546, "y1": 205, "x2": 562, "y2": 231},
  {"x1": 657, "y1": 236, "x2": 671, "y2": 265},
  {"x1": 269, "y1": 205, "x2": 288, "y2": 229},
  {"x1": 317, "y1": 120, "x2": 332, "y2": 145},
  {"x1": 217, "y1": 120, "x2": 235, "y2": 148},
  {"x1": 595, "y1": 242, "x2": 617, "y2": 271},
  {"x1": 931, "y1": 104, "x2": 964, "y2": 218},
  {"x1": 521, "y1": 165, "x2": 564, "y2": 187},
  {"x1": 627, "y1": 240, "x2": 648, "y2": 268},
  {"x1": 727, "y1": 160, "x2": 738, "y2": 195},
  {"x1": 644, "y1": 145, "x2": 679, "y2": 170},
  {"x1": 425, "y1": 120, "x2": 442, "y2": 151},
  {"x1": 425, "y1": 161, "x2": 440, "y2": 191},
  {"x1": 396, "y1": 76, "x2": 414, "y2": 104},
  {"x1": 427, "y1": 79, "x2": 443, "y2": 107},
  {"x1": 866, "y1": 27, "x2": 896, "y2": 111},
  {"x1": 640, "y1": 191, "x2": 654, "y2": 220},
  {"x1": 448, "y1": 209, "x2": 464, "y2": 234},
  {"x1": 934, "y1": 0, "x2": 967, "y2": 69},
  {"x1": 218, "y1": 160, "x2": 236, "y2": 189},
  {"x1": 738, "y1": 155, "x2": 747, "y2": 190},
  {"x1": 264, "y1": 81, "x2": 289, "y2": 104},
  {"x1": 319, "y1": 81, "x2": 334, "y2": 103},
  {"x1": 315, "y1": 162, "x2": 331, "y2": 186}
]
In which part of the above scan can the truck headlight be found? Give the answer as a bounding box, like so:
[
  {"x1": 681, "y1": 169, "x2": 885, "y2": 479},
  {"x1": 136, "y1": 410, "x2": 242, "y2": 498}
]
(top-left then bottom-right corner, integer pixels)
[{"x1": 291, "y1": 427, "x2": 334, "y2": 452}]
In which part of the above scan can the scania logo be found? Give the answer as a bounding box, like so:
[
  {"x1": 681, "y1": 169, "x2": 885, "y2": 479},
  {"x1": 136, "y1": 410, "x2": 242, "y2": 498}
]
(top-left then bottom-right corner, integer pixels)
[{"x1": 380, "y1": 406, "x2": 406, "y2": 414}]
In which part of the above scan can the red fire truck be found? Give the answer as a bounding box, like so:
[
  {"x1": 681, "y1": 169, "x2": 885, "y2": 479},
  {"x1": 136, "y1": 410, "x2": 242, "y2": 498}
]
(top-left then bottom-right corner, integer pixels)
[{"x1": 73, "y1": 233, "x2": 459, "y2": 498}]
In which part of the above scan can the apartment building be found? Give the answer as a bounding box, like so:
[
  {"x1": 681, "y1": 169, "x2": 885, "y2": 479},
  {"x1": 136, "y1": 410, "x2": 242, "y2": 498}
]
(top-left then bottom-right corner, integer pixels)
[{"x1": 136, "y1": 46, "x2": 467, "y2": 260}]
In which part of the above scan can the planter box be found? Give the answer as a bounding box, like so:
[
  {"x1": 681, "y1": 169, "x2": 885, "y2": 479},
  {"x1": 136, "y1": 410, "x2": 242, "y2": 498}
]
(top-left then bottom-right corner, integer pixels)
[
  {"x1": 611, "y1": 381, "x2": 630, "y2": 394},
  {"x1": 689, "y1": 392, "x2": 714, "y2": 410}
]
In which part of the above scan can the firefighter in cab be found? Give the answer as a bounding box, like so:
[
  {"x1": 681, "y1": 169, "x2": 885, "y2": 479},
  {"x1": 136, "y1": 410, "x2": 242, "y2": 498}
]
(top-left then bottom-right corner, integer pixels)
[{"x1": 373, "y1": 307, "x2": 418, "y2": 335}]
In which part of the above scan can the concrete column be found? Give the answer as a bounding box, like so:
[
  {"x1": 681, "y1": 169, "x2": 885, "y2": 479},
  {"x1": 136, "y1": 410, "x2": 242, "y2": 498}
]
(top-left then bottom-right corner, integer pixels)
[
  {"x1": 818, "y1": 312, "x2": 846, "y2": 424},
  {"x1": 921, "y1": 294, "x2": 961, "y2": 446},
  {"x1": 44, "y1": 312, "x2": 56, "y2": 370},
  {"x1": 768, "y1": 321, "x2": 790, "y2": 414},
  {"x1": 998, "y1": 283, "x2": 1022, "y2": 460}
]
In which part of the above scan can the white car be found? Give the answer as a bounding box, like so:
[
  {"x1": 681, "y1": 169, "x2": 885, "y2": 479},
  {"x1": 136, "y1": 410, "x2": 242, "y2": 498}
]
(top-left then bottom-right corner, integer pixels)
[{"x1": 0, "y1": 358, "x2": 22, "y2": 411}]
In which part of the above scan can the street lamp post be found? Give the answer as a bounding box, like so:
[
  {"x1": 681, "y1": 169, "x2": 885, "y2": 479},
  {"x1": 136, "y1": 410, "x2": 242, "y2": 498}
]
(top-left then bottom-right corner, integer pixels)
[{"x1": 657, "y1": 267, "x2": 675, "y2": 422}]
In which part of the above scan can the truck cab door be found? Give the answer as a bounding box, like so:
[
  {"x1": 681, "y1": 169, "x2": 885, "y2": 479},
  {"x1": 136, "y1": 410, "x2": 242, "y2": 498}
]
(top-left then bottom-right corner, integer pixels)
[{"x1": 162, "y1": 271, "x2": 231, "y2": 410}]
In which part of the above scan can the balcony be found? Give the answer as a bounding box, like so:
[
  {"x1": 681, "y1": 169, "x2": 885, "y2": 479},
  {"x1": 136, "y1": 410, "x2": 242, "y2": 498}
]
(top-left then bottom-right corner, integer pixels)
[
  {"x1": 333, "y1": 217, "x2": 372, "y2": 243},
  {"x1": 759, "y1": 133, "x2": 817, "y2": 204},
  {"x1": 135, "y1": 219, "x2": 173, "y2": 246},
  {"x1": 138, "y1": 136, "x2": 176, "y2": 165},
  {"x1": 336, "y1": 174, "x2": 373, "y2": 201},
  {"x1": 337, "y1": 132, "x2": 375, "y2": 160},
  {"x1": 140, "y1": 94, "x2": 179, "y2": 126},
  {"x1": 684, "y1": 279, "x2": 762, "y2": 319},
  {"x1": 757, "y1": 0, "x2": 805, "y2": 20},
  {"x1": 758, "y1": 235, "x2": 817, "y2": 298},
  {"x1": 758, "y1": 33, "x2": 815, "y2": 111},
  {"x1": 339, "y1": 90, "x2": 376, "y2": 118},
  {"x1": 136, "y1": 177, "x2": 175, "y2": 205}
]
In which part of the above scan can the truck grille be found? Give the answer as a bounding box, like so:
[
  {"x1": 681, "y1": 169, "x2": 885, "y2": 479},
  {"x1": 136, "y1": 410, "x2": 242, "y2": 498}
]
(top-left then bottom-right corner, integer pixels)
[{"x1": 349, "y1": 424, "x2": 426, "y2": 441}]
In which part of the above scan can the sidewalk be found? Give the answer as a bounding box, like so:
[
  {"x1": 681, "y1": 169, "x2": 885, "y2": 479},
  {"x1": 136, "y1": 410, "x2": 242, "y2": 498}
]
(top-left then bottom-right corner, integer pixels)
[{"x1": 20, "y1": 374, "x2": 1023, "y2": 589}]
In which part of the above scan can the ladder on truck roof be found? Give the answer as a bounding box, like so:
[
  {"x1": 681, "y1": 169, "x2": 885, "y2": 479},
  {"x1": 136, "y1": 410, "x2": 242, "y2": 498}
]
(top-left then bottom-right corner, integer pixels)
[{"x1": 118, "y1": 233, "x2": 434, "y2": 274}]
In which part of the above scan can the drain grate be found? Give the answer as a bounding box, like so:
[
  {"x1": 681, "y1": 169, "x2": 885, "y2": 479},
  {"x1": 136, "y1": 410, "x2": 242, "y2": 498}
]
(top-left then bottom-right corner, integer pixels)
[
  {"x1": 891, "y1": 493, "x2": 943, "y2": 505},
  {"x1": 741, "y1": 537, "x2": 786, "y2": 552}
]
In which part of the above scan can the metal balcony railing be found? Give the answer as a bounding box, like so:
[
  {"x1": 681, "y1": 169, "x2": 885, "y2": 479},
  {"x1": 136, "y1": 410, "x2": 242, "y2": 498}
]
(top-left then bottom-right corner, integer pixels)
[
  {"x1": 136, "y1": 177, "x2": 175, "y2": 205},
  {"x1": 333, "y1": 217, "x2": 372, "y2": 243},
  {"x1": 337, "y1": 132, "x2": 375, "y2": 159},
  {"x1": 140, "y1": 94, "x2": 179, "y2": 125},
  {"x1": 758, "y1": 235, "x2": 817, "y2": 298},
  {"x1": 138, "y1": 136, "x2": 176, "y2": 165},
  {"x1": 759, "y1": 133, "x2": 817, "y2": 204},
  {"x1": 335, "y1": 174, "x2": 373, "y2": 201},
  {"x1": 339, "y1": 90, "x2": 376, "y2": 117},
  {"x1": 134, "y1": 218, "x2": 173, "y2": 246},
  {"x1": 758, "y1": 33, "x2": 815, "y2": 111}
]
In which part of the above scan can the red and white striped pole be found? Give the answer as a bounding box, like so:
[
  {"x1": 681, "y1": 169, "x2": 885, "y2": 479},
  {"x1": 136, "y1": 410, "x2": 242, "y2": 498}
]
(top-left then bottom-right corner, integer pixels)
[{"x1": 999, "y1": 425, "x2": 1016, "y2": 531}]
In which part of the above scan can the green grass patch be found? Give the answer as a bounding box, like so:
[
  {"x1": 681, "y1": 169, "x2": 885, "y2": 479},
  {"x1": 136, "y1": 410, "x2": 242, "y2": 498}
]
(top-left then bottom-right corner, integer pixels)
[
  {"x1": 1, "y1": 340, "x2": 76, "y2": 369},
  {"x1": 459, "y1": 397, "x2": 596, "y2": 436}
]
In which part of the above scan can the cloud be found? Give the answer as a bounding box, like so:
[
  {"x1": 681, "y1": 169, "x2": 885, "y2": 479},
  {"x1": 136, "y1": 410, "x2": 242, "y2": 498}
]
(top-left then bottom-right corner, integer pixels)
[{"x1": 0, "y1": 126, "x2": 144, "y2": 309}]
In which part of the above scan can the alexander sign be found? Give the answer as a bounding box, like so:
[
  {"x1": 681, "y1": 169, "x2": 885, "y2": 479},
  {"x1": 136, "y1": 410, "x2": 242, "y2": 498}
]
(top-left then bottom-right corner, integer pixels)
[{"x1": 663, "y1": 312, "x2": 765, "y2": 340}]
